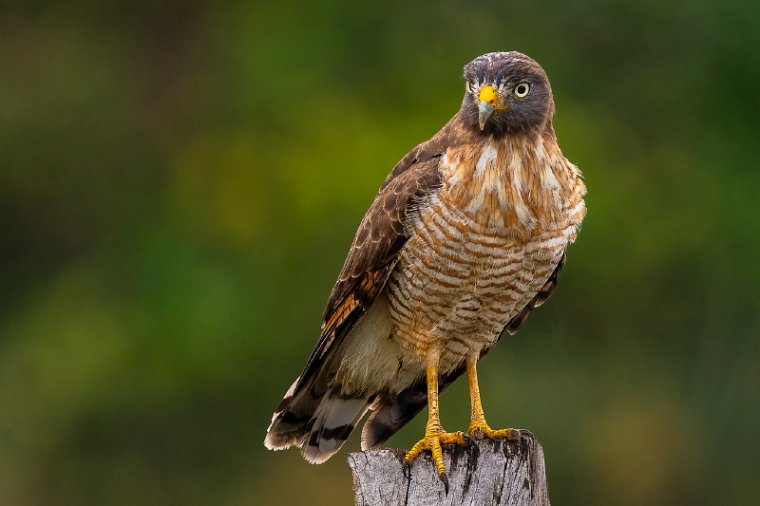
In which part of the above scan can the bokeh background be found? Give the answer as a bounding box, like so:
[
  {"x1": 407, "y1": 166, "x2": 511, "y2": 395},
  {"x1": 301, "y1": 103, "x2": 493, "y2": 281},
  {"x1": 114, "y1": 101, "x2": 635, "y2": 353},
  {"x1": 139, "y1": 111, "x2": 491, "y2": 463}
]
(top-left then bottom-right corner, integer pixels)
[{"x1": 2, "y1": 1, "x2": 759, "y2": 504}]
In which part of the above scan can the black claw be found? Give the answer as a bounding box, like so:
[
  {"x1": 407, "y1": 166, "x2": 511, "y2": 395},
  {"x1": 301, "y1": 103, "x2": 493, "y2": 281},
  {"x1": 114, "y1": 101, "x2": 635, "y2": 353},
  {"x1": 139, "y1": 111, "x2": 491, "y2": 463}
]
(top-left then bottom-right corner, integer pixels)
[
  {"x1": 462, "y1": 432, "x2": 476, "y2": 445},
  {"x1": 402, "y1": 460, "x2": 412, "y2": 479},
  {"x1": 518, "y1": 428, "x2": 534, "y2": 440},
  {"x1": 439, "y1": 472, "x2": 450, "y2": 494}
]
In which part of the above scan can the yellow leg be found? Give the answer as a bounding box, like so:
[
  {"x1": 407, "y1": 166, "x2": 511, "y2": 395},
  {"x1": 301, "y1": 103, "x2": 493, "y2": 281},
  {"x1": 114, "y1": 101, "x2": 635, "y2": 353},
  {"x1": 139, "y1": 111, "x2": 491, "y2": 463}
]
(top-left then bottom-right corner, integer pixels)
[
  {"x1": 466, "y1": 355, "x2": 519, "y2": 440},
  {"x1": 405, "y1": 353, "x2": 467, "y2": 480}
]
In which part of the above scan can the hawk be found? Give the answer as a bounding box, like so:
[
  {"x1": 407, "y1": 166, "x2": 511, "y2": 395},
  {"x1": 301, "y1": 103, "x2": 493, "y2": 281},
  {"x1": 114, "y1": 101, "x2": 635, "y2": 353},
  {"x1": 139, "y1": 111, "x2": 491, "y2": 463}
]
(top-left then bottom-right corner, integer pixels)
[{"x1": 264, "y1": 51, "x2": 586, "y2": 482}]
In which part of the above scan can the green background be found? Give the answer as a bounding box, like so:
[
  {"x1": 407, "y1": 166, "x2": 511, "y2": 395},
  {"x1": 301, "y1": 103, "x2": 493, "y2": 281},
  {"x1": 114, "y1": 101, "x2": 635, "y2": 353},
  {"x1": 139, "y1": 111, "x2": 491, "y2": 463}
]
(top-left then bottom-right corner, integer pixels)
[{"x1": 2, "y1": 1, "x2": 759, "y2": 504}]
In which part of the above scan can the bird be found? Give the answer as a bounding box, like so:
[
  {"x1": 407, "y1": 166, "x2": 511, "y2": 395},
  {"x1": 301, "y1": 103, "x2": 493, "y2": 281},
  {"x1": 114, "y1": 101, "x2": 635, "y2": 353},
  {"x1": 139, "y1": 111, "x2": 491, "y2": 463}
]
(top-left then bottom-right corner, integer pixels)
[{"x1": 264, "y1": 51, "x2": 587, "y2": 482}]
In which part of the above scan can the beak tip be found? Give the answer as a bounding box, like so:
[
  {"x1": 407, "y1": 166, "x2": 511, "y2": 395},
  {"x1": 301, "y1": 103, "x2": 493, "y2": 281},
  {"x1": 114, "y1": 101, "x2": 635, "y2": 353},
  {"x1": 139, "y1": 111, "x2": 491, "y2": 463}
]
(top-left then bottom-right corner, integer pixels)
[{"x1": 478, "y1": 100, "x2": 494, "y2": 131}]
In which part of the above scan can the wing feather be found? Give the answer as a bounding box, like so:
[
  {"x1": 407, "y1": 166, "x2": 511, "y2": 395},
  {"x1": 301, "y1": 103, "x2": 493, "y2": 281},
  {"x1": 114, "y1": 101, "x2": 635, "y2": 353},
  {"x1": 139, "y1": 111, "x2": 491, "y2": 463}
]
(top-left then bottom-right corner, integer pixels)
[{"x1": 296, "y1": 139, "x2": 449, "y2": 387}]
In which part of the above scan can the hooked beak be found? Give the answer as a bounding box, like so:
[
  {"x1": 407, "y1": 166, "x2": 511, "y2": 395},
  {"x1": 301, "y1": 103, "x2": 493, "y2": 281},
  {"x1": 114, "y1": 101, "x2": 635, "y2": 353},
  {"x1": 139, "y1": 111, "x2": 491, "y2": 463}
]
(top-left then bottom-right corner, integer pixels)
[
  {"x1": 477, "y1": 84, "x2": 505, "y2": 131},
  {"x1": 478, "y1": 101, "x2": 494, "y2": 131}
]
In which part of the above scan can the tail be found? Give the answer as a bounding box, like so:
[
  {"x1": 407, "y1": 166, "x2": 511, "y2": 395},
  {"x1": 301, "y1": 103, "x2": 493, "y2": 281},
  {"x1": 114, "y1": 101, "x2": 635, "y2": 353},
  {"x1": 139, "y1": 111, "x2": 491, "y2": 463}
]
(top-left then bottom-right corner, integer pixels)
[
  {"x1": 361, "y1": 384, "x2": 428, "y2": 451},
  {"x1": 361, "y1": 365, "x2": 466, "y2": 450},
  {"x1": 264, "y1": 375, "x2": 375, "y2": 464}
]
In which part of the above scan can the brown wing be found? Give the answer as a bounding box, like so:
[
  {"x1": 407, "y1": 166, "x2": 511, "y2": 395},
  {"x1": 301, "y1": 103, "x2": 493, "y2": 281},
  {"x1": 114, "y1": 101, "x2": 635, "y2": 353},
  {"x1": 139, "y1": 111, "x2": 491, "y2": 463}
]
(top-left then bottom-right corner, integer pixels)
[{"x1": 296, "y1": 140, "x2": 448, "y2": 387}]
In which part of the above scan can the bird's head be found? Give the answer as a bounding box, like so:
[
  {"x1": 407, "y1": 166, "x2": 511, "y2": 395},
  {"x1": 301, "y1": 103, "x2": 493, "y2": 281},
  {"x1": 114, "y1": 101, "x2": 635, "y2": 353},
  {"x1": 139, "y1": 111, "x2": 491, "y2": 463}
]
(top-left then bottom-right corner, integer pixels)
[{"x1": 462, "y1": 51, "x2": 555, "y2": 135}]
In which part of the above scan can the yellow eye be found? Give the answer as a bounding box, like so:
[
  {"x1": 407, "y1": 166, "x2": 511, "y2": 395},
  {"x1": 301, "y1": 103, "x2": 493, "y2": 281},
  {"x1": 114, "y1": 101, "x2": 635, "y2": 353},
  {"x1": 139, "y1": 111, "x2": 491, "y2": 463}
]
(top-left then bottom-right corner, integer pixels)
[{"x1": 514, "y1": 83, "x2": 530, "y2": 97}]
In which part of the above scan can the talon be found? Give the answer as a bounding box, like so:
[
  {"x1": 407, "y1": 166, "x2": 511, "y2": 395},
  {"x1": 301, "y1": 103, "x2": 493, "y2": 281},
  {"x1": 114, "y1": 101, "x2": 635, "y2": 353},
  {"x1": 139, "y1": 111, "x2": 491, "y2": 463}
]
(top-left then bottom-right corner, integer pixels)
[
  {"x1": 439, "y1": 472, "x2": 450, "y2": 494},
  {"x1": 402, "y1": 459, "x2": 412, "y2": 479},
  {"x1": 405, "y1": 429, "x2": 469, "y2": 477},
  {"x1": 464, "y1": 358, "x2": 520, "y2": 444},
  {"x1": 406, "y1": 357, "x2": 469, "y2": 483},
  {"x1": 467, "y1": 421, "x2": 520, "y2": 440}
]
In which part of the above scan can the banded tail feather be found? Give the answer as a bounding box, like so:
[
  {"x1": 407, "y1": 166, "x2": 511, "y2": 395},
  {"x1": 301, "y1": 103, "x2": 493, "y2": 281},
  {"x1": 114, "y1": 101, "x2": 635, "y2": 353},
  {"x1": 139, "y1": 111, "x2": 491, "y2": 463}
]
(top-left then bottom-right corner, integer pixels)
[
  {"x1": 265, "y1": 374, "x2": 375, "y2": 464},
  {"x1": 361, "y1": 366, "x2": 466, "y2": 451}
]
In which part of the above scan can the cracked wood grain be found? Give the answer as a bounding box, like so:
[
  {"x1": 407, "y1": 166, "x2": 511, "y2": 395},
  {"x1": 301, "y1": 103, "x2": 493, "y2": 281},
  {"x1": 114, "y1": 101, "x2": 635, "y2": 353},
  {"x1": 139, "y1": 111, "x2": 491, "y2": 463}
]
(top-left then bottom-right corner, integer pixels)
[{"x1": 347, "y1": 436, "x2": 549, "y2": 506}]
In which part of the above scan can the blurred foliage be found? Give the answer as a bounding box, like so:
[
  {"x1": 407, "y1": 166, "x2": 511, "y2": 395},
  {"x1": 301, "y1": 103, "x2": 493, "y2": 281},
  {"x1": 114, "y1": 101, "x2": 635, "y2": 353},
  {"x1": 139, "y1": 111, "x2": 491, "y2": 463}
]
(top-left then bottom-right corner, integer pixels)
[{"x1": 1, "y1": 0, "x2": 759, "y2": 504}]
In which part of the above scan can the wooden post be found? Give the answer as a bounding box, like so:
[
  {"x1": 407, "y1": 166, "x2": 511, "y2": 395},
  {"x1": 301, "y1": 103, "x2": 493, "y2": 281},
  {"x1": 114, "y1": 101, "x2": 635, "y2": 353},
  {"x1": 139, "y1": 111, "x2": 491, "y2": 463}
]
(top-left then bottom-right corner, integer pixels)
[{"x1": 347, "y1": 434, "x2": 550, "y2": 506}]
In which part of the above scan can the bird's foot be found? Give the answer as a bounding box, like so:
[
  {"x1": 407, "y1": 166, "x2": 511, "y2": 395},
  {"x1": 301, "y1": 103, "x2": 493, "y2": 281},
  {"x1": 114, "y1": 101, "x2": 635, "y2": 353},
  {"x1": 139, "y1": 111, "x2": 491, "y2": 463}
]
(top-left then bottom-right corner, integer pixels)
[
  {"x1": 405, "y1": 428, "x2": 468, "y2": 489},
  {"x1": 467, "y1": 420, "x2": 521, "y2": 441}
]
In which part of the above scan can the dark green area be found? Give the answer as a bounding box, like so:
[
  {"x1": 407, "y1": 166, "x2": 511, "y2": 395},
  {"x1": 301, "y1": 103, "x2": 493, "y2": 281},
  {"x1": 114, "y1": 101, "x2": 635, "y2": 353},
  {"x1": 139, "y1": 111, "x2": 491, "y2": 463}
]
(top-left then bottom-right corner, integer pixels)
[{"x1": 2, "y1": 1, "x2": 759, "y2": 504}]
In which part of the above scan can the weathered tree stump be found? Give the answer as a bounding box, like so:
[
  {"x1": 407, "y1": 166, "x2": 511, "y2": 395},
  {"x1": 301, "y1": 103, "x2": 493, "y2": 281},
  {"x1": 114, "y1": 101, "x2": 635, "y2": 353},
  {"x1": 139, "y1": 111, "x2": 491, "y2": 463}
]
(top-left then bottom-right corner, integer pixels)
[{"x1": 347, "y1": 434, "x2": 549, "y2": 506}]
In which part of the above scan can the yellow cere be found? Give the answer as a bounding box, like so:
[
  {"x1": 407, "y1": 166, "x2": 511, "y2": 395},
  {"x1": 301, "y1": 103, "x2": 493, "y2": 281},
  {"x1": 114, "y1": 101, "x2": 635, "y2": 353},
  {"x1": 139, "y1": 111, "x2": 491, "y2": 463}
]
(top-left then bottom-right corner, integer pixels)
[
  {"x1": 478, "y1": 85, "x2": 498, "y2": 105},
  {"x1": 478, "y1": 85, "x2": 508, "y2": 110}
]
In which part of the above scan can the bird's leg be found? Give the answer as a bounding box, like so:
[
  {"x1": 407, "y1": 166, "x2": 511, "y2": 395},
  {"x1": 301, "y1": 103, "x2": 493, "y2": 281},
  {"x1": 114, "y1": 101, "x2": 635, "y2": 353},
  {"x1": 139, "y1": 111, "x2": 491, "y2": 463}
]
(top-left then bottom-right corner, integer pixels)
[
  {"x1": 405, "y1": 352, "x2": 467, "y2": 482},
  {"x1": 466, "y1": 355, "x2": 519, "y2": 440}
]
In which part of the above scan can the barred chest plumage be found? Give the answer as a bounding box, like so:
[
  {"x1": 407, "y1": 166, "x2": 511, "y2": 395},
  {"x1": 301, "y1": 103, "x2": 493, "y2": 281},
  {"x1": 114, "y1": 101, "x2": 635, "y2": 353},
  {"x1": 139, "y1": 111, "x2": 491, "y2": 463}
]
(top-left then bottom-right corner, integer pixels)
[{"x1": 386, "y1": 134, "x2": 586, "y2": 374}]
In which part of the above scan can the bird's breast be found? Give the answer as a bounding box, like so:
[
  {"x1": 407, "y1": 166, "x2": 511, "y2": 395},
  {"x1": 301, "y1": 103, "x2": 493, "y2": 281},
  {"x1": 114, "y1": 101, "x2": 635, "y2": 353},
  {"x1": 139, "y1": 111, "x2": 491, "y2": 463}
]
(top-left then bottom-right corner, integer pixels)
[
  {"x1": 440, "y1": 135, "x2": 584, "y2": 238},
  {"x1": 385, "y1": 135, "x2": 585, "y2": 371}
]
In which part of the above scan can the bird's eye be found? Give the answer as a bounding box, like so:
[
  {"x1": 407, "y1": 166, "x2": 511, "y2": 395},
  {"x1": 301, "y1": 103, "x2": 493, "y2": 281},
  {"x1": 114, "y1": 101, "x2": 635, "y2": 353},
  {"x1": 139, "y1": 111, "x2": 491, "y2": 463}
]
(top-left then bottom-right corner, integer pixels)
[{"x1": 514, "y1": 83, "x2": 530, "y2": 97}]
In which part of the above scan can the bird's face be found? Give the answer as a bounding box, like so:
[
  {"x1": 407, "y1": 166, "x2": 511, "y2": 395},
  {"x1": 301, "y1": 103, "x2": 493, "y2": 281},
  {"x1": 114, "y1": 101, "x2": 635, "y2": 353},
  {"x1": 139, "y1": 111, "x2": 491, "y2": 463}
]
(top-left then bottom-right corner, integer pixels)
[{"x1": 462, "y1": 52, "x2": 554, "y2": 135}]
